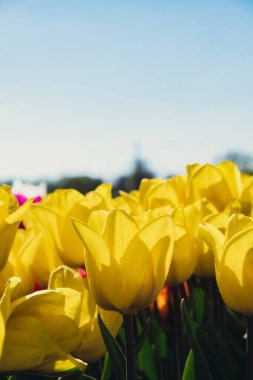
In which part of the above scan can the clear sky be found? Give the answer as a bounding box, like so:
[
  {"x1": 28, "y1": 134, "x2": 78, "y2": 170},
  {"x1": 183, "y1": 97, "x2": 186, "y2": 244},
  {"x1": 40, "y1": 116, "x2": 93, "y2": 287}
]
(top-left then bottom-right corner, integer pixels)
[{"x1": 0, "y1": 0, "x2": 253, "y2": 181}]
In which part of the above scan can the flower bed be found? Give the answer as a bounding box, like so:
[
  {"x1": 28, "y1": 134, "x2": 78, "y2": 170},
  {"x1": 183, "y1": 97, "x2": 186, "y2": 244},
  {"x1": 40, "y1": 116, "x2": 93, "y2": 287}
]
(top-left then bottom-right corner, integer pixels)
[{"x1": 0, "y1": 161, "x2": 252, "y2": 380}]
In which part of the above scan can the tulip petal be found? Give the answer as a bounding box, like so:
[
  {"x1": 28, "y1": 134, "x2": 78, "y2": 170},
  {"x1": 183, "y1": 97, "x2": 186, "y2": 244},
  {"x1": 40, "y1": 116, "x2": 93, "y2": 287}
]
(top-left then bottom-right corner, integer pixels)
[
  {"x1": 217, "y1": 161, "x2": 242, "y2": 198},
  {"x1": 49, "y1": 266, "x2": 95, "y2": 328},
  {"x1": 74, "y1": 308, "x2": 122, "y2": 362},
  {"x1": 103, "y1": 209, "x2": 138, "y2": 261},
  {"x1": 24, "y1": 203, "x2": 62, "y2": 250},
  {"x1": 121, "y1": 236, "x2": 153, "y2": 312},
  {"x1": 119, "y1": 190, "x2": 142, "y2": 215},
  {"x1": 42, "y1": 188, "x2": 84, "y2": 217},
  {"x1": 34, "y1": 354, "x2": 87, "y2": 373},
  {"x1": 204, "y1": 212, "x2": 229, "y2": 234},
  {"x1": 0, "y1": 316, "x2": 50, "y2": 371},
  {"x1": 49, "y1": 266, "x2": 84, "y2": 293},
  {"x1": 136, "y1": 215, "x2": 174, "y2": 279},
  {"x1": 1, "y1": 277, "x2": 22, "y2": 321},
  {"x1": 72, "y1": 218, "x2": 123, "y2": 310},
  {"x1": 225, "y1": 214, "x2": 253, "y2": 244},
  {"x1": 12, "y1": 290, "x2": 81, "y2": 352},
  {"x1": 11, "y1": 290, "x2": 66, "y2": 318},
  {"x1": 72, "y1": 219, "x2": 110, "y2": 268},
  {"x1": 121, "y1": 215, "x2": 174, "y2": 312},
  {"x1": 88, "y1": 210, "x2": 108, "y2": 234},
  {"x1": 139, "y1": 178, "x2": 163, "y2": 210},
  {"x1": 147, "y1": 180, "x2": 181, "y2": 209},
  {"x1": 0, "y1": 277, "x2": 22, "y2": 356},
  {"x1": 219, "y1": 228, "x2": 253, "y2": 314},
  {"x1": 222, "y1": 228, "x2": 253, "y2": 287},
  {"x1": 167, "y1": 225, "x2": 194, "y2": 285},
  {"x1": 199, "y1": 222, "x2": 224, "y2": 268},
  {"x1": 95, "y1": 183, "x2": 112, "y2": 201},
  {"x1": 187, "y1": 164, "x2": 232, "y2": 210},
  {"x1": 0, "y1": 199, "x2": 32, "y2": 270}
]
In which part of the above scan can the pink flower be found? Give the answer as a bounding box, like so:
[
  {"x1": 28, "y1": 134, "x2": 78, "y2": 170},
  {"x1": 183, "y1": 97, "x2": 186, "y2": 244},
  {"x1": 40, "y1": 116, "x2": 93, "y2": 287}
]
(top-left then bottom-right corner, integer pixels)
[
  {"x1": 15, "y1": 194, "x2": 42, "y2": 206},
  {"x1": 77, "y1": 268, "x2": 87, "y2": 278}
]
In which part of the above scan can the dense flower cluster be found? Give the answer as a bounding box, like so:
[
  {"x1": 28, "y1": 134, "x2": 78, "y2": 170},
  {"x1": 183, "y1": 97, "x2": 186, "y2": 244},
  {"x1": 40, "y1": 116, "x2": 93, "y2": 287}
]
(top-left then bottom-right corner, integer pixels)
[{"x1": 1, "y1": 160, "x2": 253, "y2": 379}]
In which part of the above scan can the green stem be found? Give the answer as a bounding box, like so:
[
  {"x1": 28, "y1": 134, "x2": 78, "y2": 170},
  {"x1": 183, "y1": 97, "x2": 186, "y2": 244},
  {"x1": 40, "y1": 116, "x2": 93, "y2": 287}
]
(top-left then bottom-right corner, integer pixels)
[
  {"x1": 180, "y1": 282, "x2": 189, "y2": 307},
  {"x1": 211, "y1": 279, "x2": 224, "y2": 332},
  {"x1": 123, "y1": 314, "x2": 137, "y2": 380},
  {"x1": 200, "y1": 278, "x2": 224, "y2": 332},
  {"x1": 200, "y1": 277, "x2": 212, "y2": 297},
  {"x1": 247, "y1": 316, "x2": 253, "y2": 380},
  {"x1": 172, "y1": 286, "x2": 183, "y2": 380}
]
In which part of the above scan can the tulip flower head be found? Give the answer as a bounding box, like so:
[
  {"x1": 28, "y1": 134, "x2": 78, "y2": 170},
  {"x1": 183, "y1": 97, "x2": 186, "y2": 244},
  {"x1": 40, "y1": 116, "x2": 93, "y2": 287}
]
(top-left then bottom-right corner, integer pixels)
[
  {"x1": 120, "y1": 176, "x2": 186, "y2": 215},
  {"x1": 72, "y1": 208, "x2": 174, "y2": 314},
  {"x1": 42, "y1": 184, "x2": 115, "y2": 267},
  {"x1": 186, "y1": 161, "x2": 242, "y2": 211},
  {"x1": 22, "y1": 204, "x2": 63, "y2": 287},
  {"x1": 49, "y1": 266, "x2": 122, "y2": 362},
  {"x1": 0, "y1": 229, "x2": 37, "y2": 297},
  {"x1": 0, "y1": 185, "x2": 32, "y2": 270},
  {"x1": 201, "y1": 213, "x2": 253, "y2": 315},
  {"x1": 0, "y1": 277, "x2": 86, "y2": 373}
]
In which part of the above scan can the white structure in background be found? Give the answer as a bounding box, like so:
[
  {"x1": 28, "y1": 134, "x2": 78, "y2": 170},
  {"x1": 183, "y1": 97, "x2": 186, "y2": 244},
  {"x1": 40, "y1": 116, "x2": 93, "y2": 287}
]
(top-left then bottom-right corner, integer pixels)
[{"x1": 11, "y1": 179, "x2": 47, "y2": 198}]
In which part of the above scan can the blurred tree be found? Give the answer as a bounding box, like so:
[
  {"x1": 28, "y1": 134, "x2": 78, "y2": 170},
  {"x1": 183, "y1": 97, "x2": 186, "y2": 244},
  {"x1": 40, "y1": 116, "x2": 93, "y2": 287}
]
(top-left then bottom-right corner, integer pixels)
[
  {"x1": 113, "y1": 157, "x2": 155, "y2": 195},
  {"x1": 47, "y1": 176, "x2": 102, "y2": 194},
  {"x1": 217, "y1": 151, "x2": 253, "y2": 174}
]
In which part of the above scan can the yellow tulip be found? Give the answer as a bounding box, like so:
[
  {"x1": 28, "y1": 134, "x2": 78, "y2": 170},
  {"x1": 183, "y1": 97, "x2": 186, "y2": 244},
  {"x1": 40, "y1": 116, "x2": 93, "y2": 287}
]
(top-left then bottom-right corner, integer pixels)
[
  {"x1": 0, "y1": 185, "x2": 32, "y2": 270},
  {"x1": 143, "y1": 175, "x2": 186, "y2": 210},
  {"x1": 120, "y1": 176, "x2": 186, "y2": 215},
  {"x1": 23, "y1": 204, "x2": 63, "y2": 287},
  {"x1": 142, "y1": 200, "x2": 217, "y2": 283},
  {"x1": 119, "y1": 189, "x2": 143, "y2": 215},
  {"x1": 166, "y1": 204, "x2": 198, "y2": 285},
  {"x1": 0, "y1": 229, "x2": 37, "y2": 297},
  {"x1": 0, "y1": 277, "x2": 86, "y2": 373},
  {"x1": 186, "y1": 161, "x2": 242, "y2": 211},
  {"x1": 161, "y1": 200, "x2": 216, "y2": 284},
  {"x1": 193, "y1": 198, "x2": 241, "y2": 278},
  {"x1": 42, "y1": 188, "x2": 84, "y2": 215},
  {"x1": 200, "y1": 213, "x2": 253, "y2": 315},
  {"x1": 195, "y1": 212, "x2": 229, "y2": 277},
  {"x1": 49, "y1": 266, "x2": 122, "y2": 361},
  {"x1": 133, "y1": 205, "x2": 197, "y2": 285},
  {"x1": 240, "y1": 173, "x2": 253, "y2": 215},
  {"x1": 72, "y1": 208, "x2": 174, "y2": 313},
  {"x1": 42, "y1": 184, "x2": 115, "y2": 267}
]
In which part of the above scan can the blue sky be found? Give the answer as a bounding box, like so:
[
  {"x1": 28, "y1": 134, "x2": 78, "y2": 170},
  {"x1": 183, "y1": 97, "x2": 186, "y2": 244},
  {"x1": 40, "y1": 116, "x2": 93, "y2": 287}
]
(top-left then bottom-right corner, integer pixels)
[{"x1": 0, "y1": 0, "x2": 253, "y2": 181}]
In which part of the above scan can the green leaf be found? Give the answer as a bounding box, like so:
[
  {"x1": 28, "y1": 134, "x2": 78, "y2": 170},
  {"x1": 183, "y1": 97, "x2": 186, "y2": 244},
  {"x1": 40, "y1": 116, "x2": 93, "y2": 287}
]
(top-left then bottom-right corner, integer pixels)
[
  {"x1": 182, "y1": 350, "x2": 196, "y2": 380},
  {"x1": 117, "y1": 327, "x2": 125, "y2": 346},
  {"x1": 98, "y1": 313, "x2": 126, "y2": 380},
  {"x1": 181, "y1": 299, "x2": 214, "y2": 380},
  {"x1": 202, "y1": 309, "x2": 235, "y2": 380},
  {"x1": 150, "y1": 318, "x2": 168, "y2": 358},
  {"x1": 136, "y1": 318, "x2": 151, "y2": 353},
  {"x1": 138, "y1": 336, "x2": 159, "y2": 380},
  {"x1": 181, "y1": 299, "x2": 232, "y2": 380},
  {"x1": 100, "y1": 353, "x2": 112, "y2": 380},
  {"x1": 191, "y1": 288, "x2": 205, "y2": 325}
]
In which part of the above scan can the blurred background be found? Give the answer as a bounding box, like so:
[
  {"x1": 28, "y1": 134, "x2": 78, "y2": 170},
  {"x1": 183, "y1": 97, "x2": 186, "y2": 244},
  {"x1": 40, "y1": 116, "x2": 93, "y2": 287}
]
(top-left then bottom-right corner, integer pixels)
[{"x1": 0, "y1": 0, "x2": 253, "y2": 194}]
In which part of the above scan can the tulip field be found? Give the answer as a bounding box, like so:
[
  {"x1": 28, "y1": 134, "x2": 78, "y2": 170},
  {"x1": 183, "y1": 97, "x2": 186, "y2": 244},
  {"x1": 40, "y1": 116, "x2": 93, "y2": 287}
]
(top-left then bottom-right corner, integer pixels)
[{"x1": 1, "y1": 161, "x2": 253, "y2": 379}]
